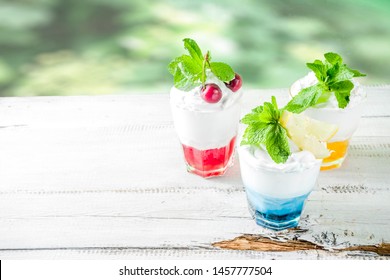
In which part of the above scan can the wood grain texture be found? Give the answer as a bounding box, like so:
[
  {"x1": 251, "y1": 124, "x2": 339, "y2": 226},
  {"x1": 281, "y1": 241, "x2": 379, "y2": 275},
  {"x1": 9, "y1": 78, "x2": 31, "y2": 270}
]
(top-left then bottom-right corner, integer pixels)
[
  {"x1": 2, "y1": 247, "x2": 388, "y2": 260},
  {"x1": 0, "y1": 87, "x2": 389, "y2": 259},
  {"x1": 213, "y1": 234, "x2": 390, "y2": 256}
]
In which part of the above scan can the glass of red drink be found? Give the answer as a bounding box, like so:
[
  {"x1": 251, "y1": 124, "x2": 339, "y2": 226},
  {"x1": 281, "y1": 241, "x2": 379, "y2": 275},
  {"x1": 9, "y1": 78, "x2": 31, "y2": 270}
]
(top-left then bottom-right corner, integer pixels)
[
  {"x1": 170, "y1": 80, "x2": 242, "y2": 178},
  {"x1": 168, "y1": 38, "x2": 242, "y2": 178}
]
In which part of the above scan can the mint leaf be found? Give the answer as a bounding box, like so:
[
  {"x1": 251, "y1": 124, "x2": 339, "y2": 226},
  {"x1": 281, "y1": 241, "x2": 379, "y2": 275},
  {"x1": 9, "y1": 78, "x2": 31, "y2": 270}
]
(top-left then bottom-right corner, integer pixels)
[
  {"x1": 241, "y1": 122, "x2": 270, "y2": 146},
  {"x1": 350, "y1": 68, "x2": 366, "y2": 77},
  {"x1": 325, "y1": 63, "x2": 338, "y2": 82},
  {"x1": 306, "y1": 61, "x2": 326, "y2": 82},
  {"x1": 180, "y1": 55, "x2": 202, "y2": 76},
  {"x1": 168, "y1": 38, "x2": 238, "y2": 90},
  {"x1": 173, "y1": 67, "x2": 201, "y2": 91},
  {"x1": 260, "y1": 97, "x2": 280, "y2": 123},
  {"x1": 210, "y1": 62, "x2": 235, "y2": 82},
  {"x1": 329, "y1": 64, "x2": 355, "y2": 83},
  {"x1": 168, "y1": 57, "x2": 181, "y2": 75},
  {"x1": 331, "y1": 80, "x2": 354, "y2": 108},
  {"x1": 183, "y1": 38, "x2": 203, "y2": 64},
  {"x1": 241, "y1": 105, "x2": 264, "y2": 125},
  {"x1": 251, "y1": 105, "x2": 264, "y2": 114},
  {"x1": 293, "y1": 52, "x2": 366, "y2": 110},
  {"x1": 316, "y1": 90, "x2": 332, "y2": 104},
  {"x1": 271, "y1": 95, "x2": 278, "y2": 108},
  {"x1": 172, "y1": 55, "x2": 202, "y2": 91},
  {"x1": 265, "y1": 123, "x2": 290, "y2": 164},
  {"x1": 324, "y1": 52, "x2": 342, "y2": 65},
  {"x1": 173, "y1": 67, "x2": 189, "y2": 90},
  {"x1": 241, "y1": 96, "x2": 291, "y2": 164},
  {"x1": 285, "y1": 84, "x2": 324, "y2": 113}
]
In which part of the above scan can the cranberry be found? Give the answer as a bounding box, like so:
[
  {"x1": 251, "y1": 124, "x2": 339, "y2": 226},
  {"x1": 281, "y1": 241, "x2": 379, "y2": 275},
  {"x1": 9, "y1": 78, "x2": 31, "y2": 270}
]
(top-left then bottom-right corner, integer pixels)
[
  {"x1": 201, "y1": 83, "x2": 222, "y2": 103},
  {"x1": 225, "y1": 73, "x2": 242, "y2": 92}
]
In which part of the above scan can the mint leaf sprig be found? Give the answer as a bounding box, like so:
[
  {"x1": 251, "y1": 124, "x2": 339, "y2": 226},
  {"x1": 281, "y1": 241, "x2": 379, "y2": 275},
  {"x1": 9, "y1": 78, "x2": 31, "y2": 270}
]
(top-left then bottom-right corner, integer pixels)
[
  {"x1": 241, "y1": 96, "x2": 290, "y2": 164},
  {"x1": 285, "y1": 52, "x2": 366, "y2": 113},
  {"x1": 168, "y1": 38, "x2": 235, "y2": 91}
]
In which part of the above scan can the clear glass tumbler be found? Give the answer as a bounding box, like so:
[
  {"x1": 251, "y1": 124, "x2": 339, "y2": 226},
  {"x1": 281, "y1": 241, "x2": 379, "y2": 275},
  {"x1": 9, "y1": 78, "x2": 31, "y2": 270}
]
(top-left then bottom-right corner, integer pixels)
[
  {"x1": 239, "y1": 146, "x2": 321, "y2": 230},
  {"x1": 303, "y1": 104, "x2": 364, "y2": 170},
  {"x1": 170, "y1": 89, "x2": 242, "y2": 178},
  {"x1": 290, "y1": 74, "x2": 366, "y2": 170}
]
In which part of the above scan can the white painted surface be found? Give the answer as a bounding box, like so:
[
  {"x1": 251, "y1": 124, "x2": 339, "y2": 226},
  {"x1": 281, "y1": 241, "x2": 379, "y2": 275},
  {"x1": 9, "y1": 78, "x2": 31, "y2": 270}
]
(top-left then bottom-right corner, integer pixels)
[{"x1": 0, "y1": 87, "x2": 389, "y2": 259}]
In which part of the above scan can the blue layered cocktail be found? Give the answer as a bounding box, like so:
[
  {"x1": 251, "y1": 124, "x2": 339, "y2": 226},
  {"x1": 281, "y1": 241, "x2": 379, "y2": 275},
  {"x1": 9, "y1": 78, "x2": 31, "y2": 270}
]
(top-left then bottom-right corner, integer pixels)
[
  {"x1": 239, "y1": 145, "x2": 321, "y2": 230},
  {"x1": 239, "y1": 96, "x2": 336, "y2": 230}
]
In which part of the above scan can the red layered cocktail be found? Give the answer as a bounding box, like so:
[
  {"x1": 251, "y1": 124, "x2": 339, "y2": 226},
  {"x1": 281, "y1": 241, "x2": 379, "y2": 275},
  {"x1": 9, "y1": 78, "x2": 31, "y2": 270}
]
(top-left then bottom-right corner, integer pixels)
[{"x1": 168, "y1": 38, "x2": 243, "y2": 178}]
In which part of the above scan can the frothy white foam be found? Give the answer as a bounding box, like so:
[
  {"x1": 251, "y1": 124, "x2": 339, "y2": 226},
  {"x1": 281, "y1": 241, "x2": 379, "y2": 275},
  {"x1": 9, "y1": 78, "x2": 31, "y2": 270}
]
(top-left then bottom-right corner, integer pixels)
[
  {"x1": 170, "y1": 72, "x2": 242, "y2": 149},
  {"x1": 239, "y1": 145, "x2": 321, "y2": 198},
  {"x1": 170, "y1": 72, "x2": 243, "y2": 112},
  {"x1": 290, "y1": 71, "x2": 366, "y2": 109},
  {"x1": 290, "y1": 72, "x2": 366, "y2": 141}
]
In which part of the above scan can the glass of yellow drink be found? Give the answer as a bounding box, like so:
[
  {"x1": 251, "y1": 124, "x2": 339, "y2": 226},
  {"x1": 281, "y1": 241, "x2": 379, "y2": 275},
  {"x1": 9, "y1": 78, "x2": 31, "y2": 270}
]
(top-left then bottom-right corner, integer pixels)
[{"x1": 290, "y1": 72, "x2": 366, "y2": 170}]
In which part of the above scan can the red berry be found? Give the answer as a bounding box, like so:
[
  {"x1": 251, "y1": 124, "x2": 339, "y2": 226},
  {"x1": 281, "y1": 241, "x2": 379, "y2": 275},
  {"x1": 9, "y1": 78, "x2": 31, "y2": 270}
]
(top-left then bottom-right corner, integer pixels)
[
  {"x1": 201, "y1": 83, "x2": 222, "y2": 103},
  {"x1": 225, "y1": 73, "x2": 242, "y2": 92}
]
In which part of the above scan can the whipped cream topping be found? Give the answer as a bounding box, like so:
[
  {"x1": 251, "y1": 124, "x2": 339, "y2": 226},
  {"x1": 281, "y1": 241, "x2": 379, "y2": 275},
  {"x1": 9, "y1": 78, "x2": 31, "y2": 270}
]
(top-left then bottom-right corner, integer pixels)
[
  {"x1": 239, "y1": 143, "x2": 321, "y2": 173},
  {"x1": 239, "y1": 143, "x2": 321, "y2": 198},
  {"x1": 169, "y1": 72, "x2": 242, "y2": 149},
  {"x1": 290, "y1": 72, "x2": 366, "y2": 109},
  {"x1": 290, "y1": 72, "x2": 365, "y2": 141},
  {"x1": 170, "y1": 72, "x2": 243, "y2": 112}
]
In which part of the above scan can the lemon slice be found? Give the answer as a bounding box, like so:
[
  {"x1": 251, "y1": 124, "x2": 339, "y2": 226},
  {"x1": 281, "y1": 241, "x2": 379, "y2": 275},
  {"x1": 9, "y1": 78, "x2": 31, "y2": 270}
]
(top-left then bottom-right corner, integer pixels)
[
  {"x1": 299, "y1": 134, "x2": 331, "y2": 159},
  {"x1": 280, "y1": 111, "x2": 338, "y2": 159},
  {"x1": 305, "y1": 117, "x2": 338, "y2": 142}
]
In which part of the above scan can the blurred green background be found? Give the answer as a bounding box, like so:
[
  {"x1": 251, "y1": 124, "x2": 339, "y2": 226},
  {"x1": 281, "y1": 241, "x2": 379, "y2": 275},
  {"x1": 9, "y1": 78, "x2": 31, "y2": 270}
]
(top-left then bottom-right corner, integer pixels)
[{"x1": 0, "y1": 0, "x2": 389, "y2": 97}]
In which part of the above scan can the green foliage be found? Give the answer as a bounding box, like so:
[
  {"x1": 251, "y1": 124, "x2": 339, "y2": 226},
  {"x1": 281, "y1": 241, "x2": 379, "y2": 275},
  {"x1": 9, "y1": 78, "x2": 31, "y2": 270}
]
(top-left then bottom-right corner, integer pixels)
[
  {"x1": 0, "y1": 0, "x2": 389, "y2": 96},
  {"x1": 284, "y1": 84, "x2": 325, "y2": 114},
  {"x1": 183, "y1": 38, "x2": 203, "y2": 64},
  {"x1": 241, "y1": 96, "x2": 290, "y2": 164},
  {"x1": 209, "y1": 62, "x2": 235, "y2": 82},
  {"x1": 168, "y1": 38, "x2": 235, "y2": 90},
  {"x1": 285, "y1": 52, "x2": 366, "y2": 112}
]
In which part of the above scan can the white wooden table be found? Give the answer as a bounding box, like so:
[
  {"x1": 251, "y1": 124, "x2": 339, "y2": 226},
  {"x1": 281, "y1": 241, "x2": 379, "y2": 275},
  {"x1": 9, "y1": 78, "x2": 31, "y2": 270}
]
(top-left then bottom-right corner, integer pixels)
[{"x1": 0, "y1": 88, "x2": 389, "y2": 260}]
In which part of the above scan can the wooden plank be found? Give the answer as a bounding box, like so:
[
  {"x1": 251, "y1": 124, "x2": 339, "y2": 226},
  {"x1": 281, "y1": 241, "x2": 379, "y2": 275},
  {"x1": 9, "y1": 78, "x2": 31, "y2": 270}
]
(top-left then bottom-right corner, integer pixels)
[
  {"x1": 0, "y1": 120, "x2": 389, "y2": 193},
  {"x1": 1, "y1": 248, "x2": 388, "y2": 260},
  {"x1": 213, "y1": 235, "x2": 390, "y2": 256},
  {"x1": 0, "y1": 86, "x2": 389, "y2": 129},
  {"x1": 0, "y1": 186, "x2": 388, "y2": 251},
  {"x1": 0, "y1": 87, "x2": 389, "y2": 259}
]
